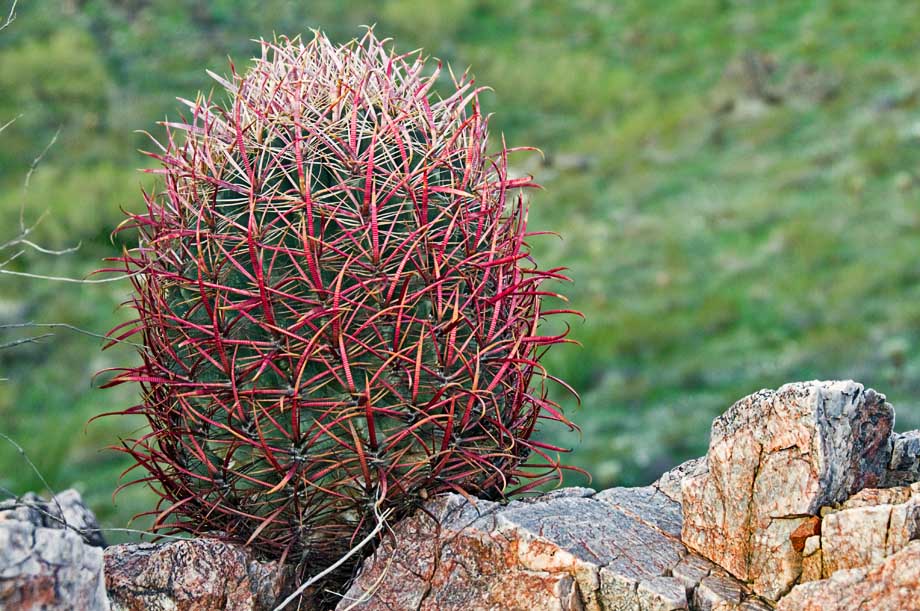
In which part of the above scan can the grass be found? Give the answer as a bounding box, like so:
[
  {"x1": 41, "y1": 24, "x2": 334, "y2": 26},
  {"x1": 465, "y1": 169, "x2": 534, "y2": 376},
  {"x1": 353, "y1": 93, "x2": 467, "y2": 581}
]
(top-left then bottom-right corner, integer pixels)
[{"x1": 1, "y1": 0, "x2": 920, "y2": 536}]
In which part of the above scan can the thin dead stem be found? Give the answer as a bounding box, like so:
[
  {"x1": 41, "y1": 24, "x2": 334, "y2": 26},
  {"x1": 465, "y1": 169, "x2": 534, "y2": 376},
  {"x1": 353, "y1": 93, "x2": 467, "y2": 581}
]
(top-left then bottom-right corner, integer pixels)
[
  {"x1": 272, "y1": 502, "x2": 394, "y2": 611},
  {"x1": 0, "y1": 322, "x2": 144, "y2": 349},
  {"x1": 0, "y1": 0, "x2": 16, "y2": 32}
]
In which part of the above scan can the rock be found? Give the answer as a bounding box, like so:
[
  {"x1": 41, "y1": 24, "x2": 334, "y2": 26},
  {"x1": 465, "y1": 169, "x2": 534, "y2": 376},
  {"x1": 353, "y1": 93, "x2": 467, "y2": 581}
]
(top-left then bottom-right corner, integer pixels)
[
  {"x1": 1, "y1": 491, "x2": 295, "y2": 610},
  {"x1": 522, "y1": 486, "x2": 598, "y2": 502},
  {"x1": 776, "y1": 540, "x2": 920, "y2": 611},
  {"x1": 653, "y1": 457, "x2": 707, "y2": 506},
  {"x1": 4, "y1": 380, "x2": 915, "y2": 611},
  {"x1": 636, "y1": 576, "x2": 687, "y2": 610},
  {"x1": 691, "y1": 571, "x2": 748, "y2": 611},
  {"x1": 821, "y1": 503, "x2": 892, "y2": 575},
  {"x1": 0, "y1": 492, "x2": 47, "y2": 525},
  {"x1": 671, "y1": 553, "x2": 716, "y2": 595},
  {"x1": 595, "y1": 486, "x2": 683, "y2": 537},
  {"x1": 0, "y1": 500, "x2": 109, "y2": 610},
  {"x1": 803, "y1": 484, "x2": 920, "y2": 579},
  {"x1": 789, "y1": 516, "x2": 820, "y2": 553},
  {"x1": 338, "y1": 493, "x2": 576, "y2": 610},
  {"x1": 883, "y1": 430, "x2": 920, "y2": 486},
  {"x1": 800, "y1": 536, "x2": 822, "y2": 582},
  {"x1": 840, "y1": 485, "x2": 911, "y2": 508},
  {"x1": 0, "y1": 488, "x2": 105, "y2": 547},
  {"x1": 46, "y1": 489, "x2": 107, "y2": 547},
  {"x1": 340, "y1": 488, "x2": 764, "y2": 611},
  {"x1": 886, "y1": 485, "x2": 920, "y2": 556},
  {"x1": 104, "y1": 538, "x2": 290, "y2": 611},
  {"x1": 680, "y1": 380, "x2": 894, "y2": 601}
]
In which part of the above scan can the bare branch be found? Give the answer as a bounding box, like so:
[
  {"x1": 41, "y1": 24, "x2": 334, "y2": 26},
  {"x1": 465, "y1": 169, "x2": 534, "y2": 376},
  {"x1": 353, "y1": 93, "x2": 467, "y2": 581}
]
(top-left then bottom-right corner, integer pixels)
[
  {"x1": 0, "y1": 432, "x2": 62, "y2": 519},
  {"x1": 0, "y1": 433, "x2": 197, "y2": 544},
  {"x1": 22, "y1": 127, "x2": 60, "y2": 191},
  {"x1": 334, "y1": 518, "x2": 398, "y2": 611},
  {"x1": 0, "y1": 269, "x2": 136, "y2": 283},
  {"x1": 0, "y1": 212, "x2": 83, "y2": 256},
  {"x1": 272, "y1": 504, "x2": 394, "y2": 611},
  {"x1": 0, "y1": 322, "x2": 144, "y2": 349},
  {"x1": 0, "y1": 114, "x2": 21, "y2": 134},
  {"x1": 15, "y1": 239, "x2": 82, "y2": 256},
  {"x1": 0, "y1": 249, "x2": 24, "y2": 268},
  {"x1": 22, "y1": 127, "x2": 61, "y2": 232},
  {"x1": 0, "y1": 127, "x2": 80, "y2": 272},
  {"x1": 0, "y1": 334, "x2": 54, "y2": 350},
  {"x1": 0, "y1": 0, "x2": 17, "y2": 32},
  {"x1": 0, "y1": 485, "x2": 201, "y2": 543}
]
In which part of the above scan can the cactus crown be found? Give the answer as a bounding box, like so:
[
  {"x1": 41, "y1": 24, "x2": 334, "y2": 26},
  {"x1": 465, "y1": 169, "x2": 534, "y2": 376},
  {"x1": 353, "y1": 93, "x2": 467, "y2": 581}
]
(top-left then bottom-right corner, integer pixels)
[{"x1": 104, "y1": 29, "x2": 576, "y2": 571}]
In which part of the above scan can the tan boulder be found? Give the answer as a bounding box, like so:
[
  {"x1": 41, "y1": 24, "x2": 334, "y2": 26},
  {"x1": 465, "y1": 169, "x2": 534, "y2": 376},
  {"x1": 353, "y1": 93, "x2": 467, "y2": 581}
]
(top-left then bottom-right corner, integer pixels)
[
  {"x1": 798, "y1": 483, "x2": 920, "y2": 581},
  {"x1": 680, "y1": 381, "x2": 893, "y2": 601},
  {"x1": 776, "y1": 540, "x2": 920, "y2": 611},
  {"x1": 339, "y1": 488, "x2": 766, "y2": 611}
]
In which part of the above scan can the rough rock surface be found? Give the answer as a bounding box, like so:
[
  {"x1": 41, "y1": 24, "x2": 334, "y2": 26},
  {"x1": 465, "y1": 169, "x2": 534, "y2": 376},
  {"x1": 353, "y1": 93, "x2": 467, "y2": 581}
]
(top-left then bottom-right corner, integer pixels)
[
  {"x1": 339, "y1": 487, "x2": 767, "y2": 611},
  {"x1": 0, "y1": 490, "x2": 109, "y2": 610},
  {"x1": 653, "y1": 457, "x2": 707, "y2": 506},
  {"x1": 796, "y1": 483, "x2": 920, "y2": 581},
  {"x1": 776, "y1": 540, "x2": 920, "y2": 611},
  {"x1": 884, "y1": 430, "x2": 920, "y2": 487},
  {"x1": 4, "y1": 380, "x2": 918, "y2": 611},
  {"x1": 104, "y1": 538, "x2": 290, "y2": 611},
  {"x1": 680, "y1": 380, "x2": 894, "y2": 601},
  {"x1": 0, "y1": 488, "x2": 106, "y2": 547}
]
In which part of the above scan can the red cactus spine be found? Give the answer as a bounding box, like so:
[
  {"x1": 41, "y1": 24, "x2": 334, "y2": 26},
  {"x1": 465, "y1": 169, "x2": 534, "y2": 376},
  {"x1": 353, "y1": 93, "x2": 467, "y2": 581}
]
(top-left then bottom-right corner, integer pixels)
[{"x1": 101, "y1": 29, "x2": 578, "y2": 573}]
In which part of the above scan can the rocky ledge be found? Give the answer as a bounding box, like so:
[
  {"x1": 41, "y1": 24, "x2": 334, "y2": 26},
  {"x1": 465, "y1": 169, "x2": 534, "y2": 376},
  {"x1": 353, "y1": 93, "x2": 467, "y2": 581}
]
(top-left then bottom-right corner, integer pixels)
[{"x1": 2, "y1": 380, "x2": 918, "y2": 610}]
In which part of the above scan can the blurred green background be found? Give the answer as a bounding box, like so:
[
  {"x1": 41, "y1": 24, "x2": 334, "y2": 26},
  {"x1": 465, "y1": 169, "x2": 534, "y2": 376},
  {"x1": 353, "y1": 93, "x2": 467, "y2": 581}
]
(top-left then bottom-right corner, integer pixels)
[{"x1": 2, "y1": 0, "x2": 920, "y2": 539}]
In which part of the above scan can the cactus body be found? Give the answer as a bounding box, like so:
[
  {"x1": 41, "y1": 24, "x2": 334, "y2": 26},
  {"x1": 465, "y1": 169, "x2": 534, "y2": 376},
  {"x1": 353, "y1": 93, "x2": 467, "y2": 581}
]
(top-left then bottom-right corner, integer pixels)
[{"x1": 105, "y1": 30, "x2": 575, "y2": 570}]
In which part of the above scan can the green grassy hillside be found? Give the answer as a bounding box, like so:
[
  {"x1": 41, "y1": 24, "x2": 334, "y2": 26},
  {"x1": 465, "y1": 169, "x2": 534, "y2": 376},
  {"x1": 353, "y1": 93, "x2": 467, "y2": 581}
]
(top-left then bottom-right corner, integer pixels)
[{"x1": 2, "y1": 0, "x2": 919, "y2": 536}]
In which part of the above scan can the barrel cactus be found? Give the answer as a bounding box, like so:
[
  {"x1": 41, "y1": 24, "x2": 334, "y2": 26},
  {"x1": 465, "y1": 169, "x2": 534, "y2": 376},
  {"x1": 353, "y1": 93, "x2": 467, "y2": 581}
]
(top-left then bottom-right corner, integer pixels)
[{"x1": 104, "y1": 29, "x2": 577, "y2": 576}]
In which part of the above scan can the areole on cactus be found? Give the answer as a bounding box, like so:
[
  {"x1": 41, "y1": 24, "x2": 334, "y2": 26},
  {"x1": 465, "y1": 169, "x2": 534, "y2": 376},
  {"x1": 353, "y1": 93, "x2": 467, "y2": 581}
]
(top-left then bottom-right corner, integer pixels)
[{"x1": 101, "y1": 28, "x2": 579, "y2": 574}]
